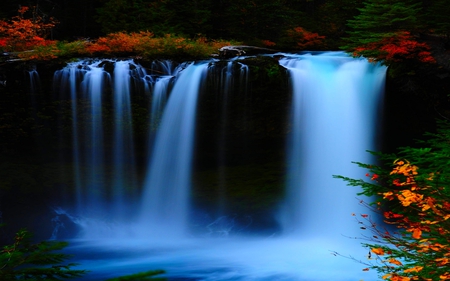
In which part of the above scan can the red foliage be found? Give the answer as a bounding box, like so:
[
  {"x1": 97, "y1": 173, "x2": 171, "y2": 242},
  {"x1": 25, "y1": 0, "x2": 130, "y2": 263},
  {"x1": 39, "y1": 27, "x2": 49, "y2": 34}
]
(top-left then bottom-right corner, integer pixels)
[
  {"x1": 286, "y1": 27, "x2": 326, "y2": 49},
  {"x1": 354, "y1": 31, "x2": 435, "y2": 64},
  {"x1": 261, "y1": 39, "x2": 276, "y2": 47},
  {"x1": 85, "y1": 31, "x2": 154, "y2": 55},
  {"x1": 0, "y1": 6, "x2": 57, "y2": 52}
]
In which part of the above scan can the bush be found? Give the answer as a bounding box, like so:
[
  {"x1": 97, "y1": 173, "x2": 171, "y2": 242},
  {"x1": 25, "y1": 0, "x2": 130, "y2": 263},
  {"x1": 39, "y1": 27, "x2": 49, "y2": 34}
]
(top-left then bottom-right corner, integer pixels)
[
  {"x1": 334, "y1": 121, "x2": 450, "y2": 281},
  {"x1": 0, "y1": 228, "x2": 167, "y2": 280},
  {"x1": 0, "y1": 228, "x2": 86, "y2": 280},
  {"x1": 0, "y1": 6, "x2": 57, "y2": 53},
  {"x1": 18, "y1": 32, "x2": 240, "y2": 61}
]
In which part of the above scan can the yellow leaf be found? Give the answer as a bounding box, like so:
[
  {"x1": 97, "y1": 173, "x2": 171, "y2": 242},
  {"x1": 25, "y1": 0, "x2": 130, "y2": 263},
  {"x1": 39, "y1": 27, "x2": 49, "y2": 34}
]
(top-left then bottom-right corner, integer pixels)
[{"x1": 422, "y1": 220, "x2": 439, "y2": 224}]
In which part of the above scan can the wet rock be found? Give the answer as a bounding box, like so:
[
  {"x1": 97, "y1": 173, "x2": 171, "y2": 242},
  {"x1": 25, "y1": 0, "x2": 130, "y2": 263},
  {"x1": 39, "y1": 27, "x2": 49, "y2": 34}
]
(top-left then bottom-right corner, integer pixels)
[{"x1": 218, "y1": 45, "x2": 279, "y2": 58}]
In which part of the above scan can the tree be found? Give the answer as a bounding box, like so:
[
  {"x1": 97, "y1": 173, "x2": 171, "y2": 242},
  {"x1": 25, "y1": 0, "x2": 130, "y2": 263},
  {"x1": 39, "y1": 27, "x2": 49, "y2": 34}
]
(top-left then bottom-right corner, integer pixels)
[
  {"x1": 222, "y1": 0, "x2": 301, "y2": 44},
  {"x1": 334, "y1": 121, "x2": 450, "y2": 281},
  {"x1": 163, "y1": 0, "x2": 212, "y2": 37},
  {"x1": 341, "y1": 0, "x2": 434, "y2": 64},
  {"x1": 311, "y1": 0, "x2": 364, "y2": 48},
  {"x1": 0, "y1": 6, "x2": 57, "y2": 52},
  {"x1": 278, "y1": 26, "x2": 326, "y2": 50},
  {"x1": 96, "y1": 0, "x2": 212, "y2": 38},
  {"x1": 96, "y1": 0, "x2": 167, "y2": 35},
  {"x1": 424, "y1": 0, "x2": 450, "y2": 38},
  {"x1": 50, "y1": 0, "x2": 103, "y2": 39}
]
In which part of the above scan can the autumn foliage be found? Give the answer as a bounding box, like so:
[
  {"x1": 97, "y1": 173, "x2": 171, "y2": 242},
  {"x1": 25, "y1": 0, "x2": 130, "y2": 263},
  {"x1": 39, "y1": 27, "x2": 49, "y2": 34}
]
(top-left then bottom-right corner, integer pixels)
[
  {"x1": 1, "y1": 22, "x2": 237, "y2": 61},
  {"x1": 0, "y1": 6, "x2": 57, "y2": 53},
  {"x1": 0, "y1": 6, "x2": 237, "y2": 61},
  {"x1": 335, "y1": 122, "x2": 450, "y2": 280},
  {"x1": 352, "y1": 31, "x2": 435, "y2": 64},
  {"x1": 279, "y1": 27, "x2": 326, "y2": 50},
  {"x1": 80, "y1": 32, "x2": 237, "y2": 60}
]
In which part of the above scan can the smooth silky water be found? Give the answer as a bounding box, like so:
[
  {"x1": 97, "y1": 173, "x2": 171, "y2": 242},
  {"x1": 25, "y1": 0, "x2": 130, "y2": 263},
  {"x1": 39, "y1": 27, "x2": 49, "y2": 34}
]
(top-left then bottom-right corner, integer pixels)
[{"x1": 49, "y1": 52, "x2": 386, "y2": 280}]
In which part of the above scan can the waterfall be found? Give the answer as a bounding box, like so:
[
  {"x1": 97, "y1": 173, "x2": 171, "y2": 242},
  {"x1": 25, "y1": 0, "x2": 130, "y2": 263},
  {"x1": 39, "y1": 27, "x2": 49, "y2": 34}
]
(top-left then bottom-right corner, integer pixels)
[
  {"x1": 111, "y1": 61, "x2": 137, "y2": 219},
  {"x1": 215, "y1": 61, "x2": 236, "y2": 218},
  {"x1": 53, "y1": 59, "x2": 150, "y2": 218},
  {"x1": 35, "y1": 52, "x2": 386, "y2": 280},
  {"x1": 139, "y1": 62, "x2": 209, "y2": 237},
  {"x1": 150, "y1": 76, "x2": 171, "y2": 129},
  {"x1": 28, "y1": 66, "x2": 40, "y2": 95},
  {"x1": 80, "y1": 62, "x2": 110, "y2": 213},
  {"x1": 279, "y1": 52, "x2": 386, "y2": 238},
  {"x1": 54, "y1": 63, "x2": 82, "y2": 211},
  {"x1": 50, "y1": 54, "x2": 386, "y2": 240}
]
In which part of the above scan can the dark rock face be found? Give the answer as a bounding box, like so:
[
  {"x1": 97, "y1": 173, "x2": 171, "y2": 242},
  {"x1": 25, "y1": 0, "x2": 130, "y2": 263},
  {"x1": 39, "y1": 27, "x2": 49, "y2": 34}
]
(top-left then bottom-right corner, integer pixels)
[
  {"x1": 0, "y1": 56, "x2": 290, "y2": 240},
  {"x1": 381, "y1": 36, "x2": 450, "y2": 152}
]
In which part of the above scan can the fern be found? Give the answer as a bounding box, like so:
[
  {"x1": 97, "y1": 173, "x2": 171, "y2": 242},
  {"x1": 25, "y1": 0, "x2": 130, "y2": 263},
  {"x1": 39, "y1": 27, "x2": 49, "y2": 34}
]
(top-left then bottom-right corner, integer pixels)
[{"x1": 0, "y1": 228, "x2": 86, "y2": 280}]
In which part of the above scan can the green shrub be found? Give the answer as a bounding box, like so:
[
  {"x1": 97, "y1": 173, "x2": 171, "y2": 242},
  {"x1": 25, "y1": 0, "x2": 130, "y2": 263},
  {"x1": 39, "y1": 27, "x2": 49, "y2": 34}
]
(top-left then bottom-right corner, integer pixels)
[
  {"x1": 0, "y1": 228, "x2": 167, "y2": 280},
  {"x1": 0, "y1": 228, "x2": 86, "y2": 280},
  {"x1": 334, "y1": 121, "x2": 450, "y2": 281}
]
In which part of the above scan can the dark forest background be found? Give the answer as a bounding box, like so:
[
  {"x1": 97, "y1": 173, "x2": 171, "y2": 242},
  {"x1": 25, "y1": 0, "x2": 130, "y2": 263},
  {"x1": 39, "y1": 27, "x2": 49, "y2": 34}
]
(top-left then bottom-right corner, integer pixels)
[{"x1": 1, "y1": 0, "x2": 450, "y2": 50}]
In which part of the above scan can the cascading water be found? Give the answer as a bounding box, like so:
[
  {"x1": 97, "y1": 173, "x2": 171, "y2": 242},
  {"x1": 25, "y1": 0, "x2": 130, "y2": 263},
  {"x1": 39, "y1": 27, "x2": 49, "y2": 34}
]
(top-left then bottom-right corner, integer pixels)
[
  {"x1": 150, "y1": 76, "x2": 171, "y2": 128},
  {"x1": 54, "y1": 63, "x2": 83, "y2": 211},
  {"x1": 279, "y1": 52, "x2": 386, "y2": 239},
  {"x1": 210, "y1": 61, "x2": 249, "y2": 219},
  {"x1": 217, "y1": 62, "x2": 234, "y2": 217},
  {"x1": 111, "y1": 61, "x2": 137, "y2": 219},
  {"x1": 45, "y1": 52, "x2": 385, "y2": 280},
  {"x1": 79, "y1": 61, "x2": 109, "y2": 213},
  {"x1": 28, "y1": 66, "x2": 40, "y2": 95},
  {"x1": 53, "y1": 60, "x2": 147, "y2": 219},
  {"x1": 139, "y1": 62, "x2": 209, "y2": 237}
]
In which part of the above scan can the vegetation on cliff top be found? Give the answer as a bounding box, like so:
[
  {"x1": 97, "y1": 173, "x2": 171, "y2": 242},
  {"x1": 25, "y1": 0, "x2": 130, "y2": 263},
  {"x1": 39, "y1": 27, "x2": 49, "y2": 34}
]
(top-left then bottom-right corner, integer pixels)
[{"x1": 1, "y1": 1, "x2": 448, "y2": 66}]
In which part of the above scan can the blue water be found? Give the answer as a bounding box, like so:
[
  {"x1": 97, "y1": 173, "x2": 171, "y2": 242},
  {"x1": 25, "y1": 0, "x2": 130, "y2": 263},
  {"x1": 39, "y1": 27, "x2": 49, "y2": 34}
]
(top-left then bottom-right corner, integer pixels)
[{"x1": 51, "y1": 52, "x2": 385, "y2": 281}]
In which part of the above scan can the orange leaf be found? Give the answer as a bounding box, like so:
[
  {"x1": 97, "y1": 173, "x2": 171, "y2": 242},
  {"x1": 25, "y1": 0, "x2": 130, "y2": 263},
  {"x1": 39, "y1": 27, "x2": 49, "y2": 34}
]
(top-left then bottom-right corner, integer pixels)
[
  {"x1": 388, "y1": 258, "x2": 403, "y2": 266},
  {"x1": 412, "y1": 229, "x2": 422, "y2": 239},
  {"x1": 371, "y1": 247, "x2": 384, "y2": 255},
  {"x1": 403, "y1": 266, "x2": 423, "y2": 273}
]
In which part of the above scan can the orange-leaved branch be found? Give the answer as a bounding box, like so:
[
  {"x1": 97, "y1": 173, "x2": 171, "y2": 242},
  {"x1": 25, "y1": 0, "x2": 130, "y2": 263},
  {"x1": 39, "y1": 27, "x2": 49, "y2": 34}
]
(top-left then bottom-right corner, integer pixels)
[
  {"x1": 334, "y1": 122, "x2": 450, "y2": 281},
  {"x1": 0, "y1": 6, "x2": 57, "y2": 52}
]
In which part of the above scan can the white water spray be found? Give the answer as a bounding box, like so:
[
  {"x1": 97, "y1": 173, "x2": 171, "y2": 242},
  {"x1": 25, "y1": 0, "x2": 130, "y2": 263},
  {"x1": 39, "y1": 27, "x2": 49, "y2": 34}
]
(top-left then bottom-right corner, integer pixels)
[
  {"x1": 50, "y1": 53, "x2": 386, "y2": 281},
  {"x1": 139, "y1": 62, "x2": 209, "y2": 237},
  {"x1": 280, "y1": 52, "x2": 386, "y2": 239}
]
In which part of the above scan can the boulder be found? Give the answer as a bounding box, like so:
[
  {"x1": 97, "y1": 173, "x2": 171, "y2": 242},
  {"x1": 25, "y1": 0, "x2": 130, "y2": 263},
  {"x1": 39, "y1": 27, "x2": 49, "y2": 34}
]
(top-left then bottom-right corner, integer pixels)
[{"x1": 218, "y1": 45, "x2": 279, "y2": 58}]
